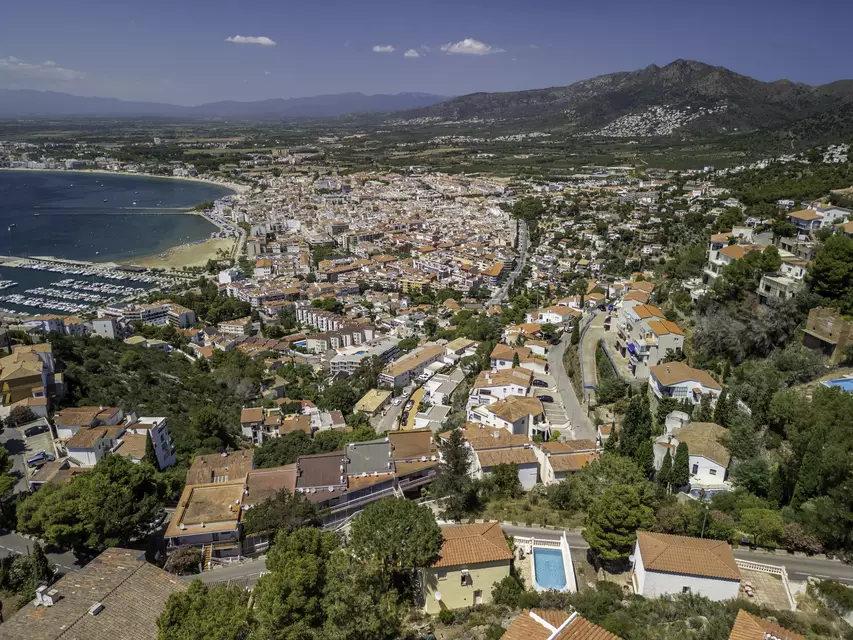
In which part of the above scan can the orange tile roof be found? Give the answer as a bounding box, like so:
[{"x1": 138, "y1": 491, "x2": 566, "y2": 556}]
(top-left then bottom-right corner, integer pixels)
[
  {"x1": 503, "y1": 610, "x2": 618, "y2": 640},
  {"x1": 623, "y1": 290, "x2": 650, "y2": 303},
  {"x1": 476, "y1": 447, "x2": 538, "y2": 468},
  {"x1": 431, "y1": 522, "x2": 512, "y2": 568},
  {"x1": 647, "y1": 319, "x2": 684, "y2": 336},
  {"x1": 549, "y1": 451, "x2": 600, "y2": 472},
  {"x1": 728, "y1": 610, "x2": 805, "y2": 640},
  {"x1": 482, "y1": 263, "x2": 505, "y2": 277},
  {"x1": 636, "y1": 531, "x2": 740, "y2": 581},
  {"x1": 649, "y1": 362, "x2": 721, "y2": 390},
  {"x1": 788, "y1": 209, "x2": 821, "y2": 221},
  {"x1": 488, "y1": 396, "x2": 544, "y2": 423}
]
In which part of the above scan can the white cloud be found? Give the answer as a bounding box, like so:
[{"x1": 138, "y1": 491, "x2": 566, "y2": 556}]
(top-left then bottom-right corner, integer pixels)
[
  {"x1": 372, "y1": 45, "x2": 395, "y2": 53},
  {"x1": 0, "y1": 56, "x2": 85, "y2": 80},
  {"x1": 404, "y1": 49, "x2": 421, "y2": 58},
  {"x1": 225, "y1": 35, "x2": 277, "y2": 46},
  {"x1": 264, "y1": 70, "x2": 271, "y2": 76},
  {"x1": 529, "y1": 44, "x2": 539, "y2": 49},
  {"x1": 440, "y1": 38, "x2": 504, "y2": 55},
  {"x1": 421, "y1": 45, "x2": 432, "y2": 52}
]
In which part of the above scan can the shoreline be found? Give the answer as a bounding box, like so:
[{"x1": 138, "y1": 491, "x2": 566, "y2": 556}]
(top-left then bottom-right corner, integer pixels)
[
  {"x1": 0, "y1": 167, "x2": 245, "y2": 269},
  {"x1": 0, "y1": 166, "x2": 249, "y2": 195}
]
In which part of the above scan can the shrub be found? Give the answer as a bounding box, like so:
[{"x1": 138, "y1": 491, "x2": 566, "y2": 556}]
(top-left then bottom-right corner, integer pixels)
[
  {"x1": 164, "y1": 546, "x2": 202, "y2": 575},
  {"x1": 437, "y1": 609, "x2": 456, "y2": 625}
]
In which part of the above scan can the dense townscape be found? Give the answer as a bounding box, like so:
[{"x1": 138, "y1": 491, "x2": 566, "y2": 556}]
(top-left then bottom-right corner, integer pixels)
[{"x1": 2, "y1": 57, "x2": 853, "y2": 640}]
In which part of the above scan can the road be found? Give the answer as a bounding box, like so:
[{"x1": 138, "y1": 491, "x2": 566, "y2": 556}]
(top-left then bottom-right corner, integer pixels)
[
  {"x1": 190, "y1": 523, "x2": 853, "y2": 587},
  {"x1": 487, "y1": 220, "x2": 529, "y2": 307},
  {"x1": 579, "y1": 312, "x2": 606, "y2": 405},
  {"x1": 547, "y1": 333, "x2": 595, "y2": 441},
  {"x1": 0, "y1": 425, "x2": 30, "y2": 494},
  {"x1": 0, "y1": 530, "x2": 88, "y2": 574}
]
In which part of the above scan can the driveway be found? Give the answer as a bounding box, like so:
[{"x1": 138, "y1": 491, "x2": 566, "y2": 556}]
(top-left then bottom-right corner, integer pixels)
[
  {"x1": 547, "y1": 334, "x2": 595, "y2": 441},
  {"x1": 1, "y1": 423, "x2": 56, "y2": 493},
  {"x1": 579, "y1": 312, "x2": 607, "y2": 405}
]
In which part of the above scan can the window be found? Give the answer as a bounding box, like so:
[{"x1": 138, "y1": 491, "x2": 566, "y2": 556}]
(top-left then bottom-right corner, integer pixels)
[
  {"x1": 691, "y1": 464, "x2": 699, "y2": 474},
  {"x1": 437, "y1": 569, "x2": 447, "y2": 581},
  {"x1": 682, "y1": 586, "x2": 691, "y2": 593},
  {"x1": 709, "y1": 469, "x2": 717, "y2": 476},
  {"x1": 474, "y1": 590, "x2": 483, "y2": 605}
]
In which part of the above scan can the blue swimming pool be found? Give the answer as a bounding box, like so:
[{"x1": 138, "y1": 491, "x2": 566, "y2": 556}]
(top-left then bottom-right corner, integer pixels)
[
  {"x1": 823, "y1": 379, "x2": 853, "y2": 392},
  {"x1": 533, "y1": 547, "x2": 567, "y2": 590}
]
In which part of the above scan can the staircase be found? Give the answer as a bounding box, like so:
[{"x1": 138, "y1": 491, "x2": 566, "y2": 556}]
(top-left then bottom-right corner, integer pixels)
[{"x1": 201, "y1": 544, "x2": 212, "y2": 571}]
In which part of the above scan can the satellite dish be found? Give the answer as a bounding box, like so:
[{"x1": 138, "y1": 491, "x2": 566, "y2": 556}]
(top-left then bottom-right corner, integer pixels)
[{"x1": 434, "y1": 591, "x2": 442, "y2": 601}]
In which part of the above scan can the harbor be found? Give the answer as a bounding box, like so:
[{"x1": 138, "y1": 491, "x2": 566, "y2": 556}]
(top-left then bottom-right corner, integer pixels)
[{"x1": 0, "y1": 256, "x2": 181, "y2": 317}]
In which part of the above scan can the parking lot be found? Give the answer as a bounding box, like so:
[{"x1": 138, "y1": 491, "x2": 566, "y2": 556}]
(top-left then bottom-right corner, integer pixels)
[
  {"x1": 0, "y1": 421, "x2": 57, "y2": 491},
  {"x1": 532, "y1": 375, "x2": 571, "y2": 432}
]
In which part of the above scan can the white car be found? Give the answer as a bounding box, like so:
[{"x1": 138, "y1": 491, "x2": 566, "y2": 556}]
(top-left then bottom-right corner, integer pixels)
[{"x1": 392, "y1": 398, "x2": 402, "y2": 406}]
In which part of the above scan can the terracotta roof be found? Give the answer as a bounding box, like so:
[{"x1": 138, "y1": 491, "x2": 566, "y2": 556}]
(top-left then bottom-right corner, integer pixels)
[
  {"x1": 490, "y1": 343, "x2": 535, "y2": 363},
  {"x1": 636, "y1": 531, "x2": 740, "y2": 581},
  {"x1": 67, "y1": 427, "x2": 110, "y2": 449},
  {"x1": 728, "y1": 609, "x2": 805, "y2": 640},
  {"x1": 389, "y1": 429, "x2": 435, "y2": 460},
  {"x1": 540, "y1": 439, "x2": 597, "y2": 454},
  {"x1": 165, "y1": 481, "x2": 243, "y2": 538},
  {"x1": 631, "y1": 304, "x2": 666, "y2": 320},
  {"x1": 503, "y1": 610, "x2": 618, "y2": 640},
  {"x1": 488, "y1": 396, "x2": 544, "y2": 423},
  {"x1": 649, "y1": 362, "x2": 721, "y2": 390},
  {"x1": 445, "y1": 423, "x2": 532, "y2": 450},
  {"x1": 113, "y1": 433, "x2": 148, "y2": 461},
  {"x1": 244, "y1": 464, "x2": 298, "y2": 506},
  {"x1": 0, "y1": 547, "x2": 186, "y2": 640},
  {"x1": 675, "y1": 421, "x2": 731, "y2": 468},
  {"x1": 549, "y1": 451, "x2": 600, "y2": 472},
  {"x1": 788, "y1": 209, "x2": 821, "y2": 221},
  {"x1": 472, "y1": 367, "x2": 533, "y2": 390},
  {"x1": 623, "y1": 290, "x2": 650, "y2": 303},
  {"x1": 647, "y1": 319, "x2": 684, "y2": 336},
  {"x1": 54, "y1": 406, "x2": 120, "y2": 428},
  {"x1": 431, "y1": 522, "x2": 512, "y2": 568},
  {"x1": 241, "y1": 407, "x2": 264, "y2": 423},
  {"x1": 630, "y1": 281, "x2": 655, "y2": 294},
  {"x1": 280, "y1": 415, "x2": 311, "y2": 435},
  {"x1": 476, "y1": 447, "x2": 538, "y2": 468},
  {"x1": 296, "y1": 450, "x2": 346, "y2": 489}
]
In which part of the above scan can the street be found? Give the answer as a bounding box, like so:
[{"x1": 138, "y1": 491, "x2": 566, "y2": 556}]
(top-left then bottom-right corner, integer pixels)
[
  {"x1": 487, "y1": 220, "x2": 528, "y2": 307},
  {"x1": 0, "y1": 530, "x2": 87, "y2": 574},
  {"x1": 579, "y1": 312, "x2": 607, "y2": 406},
  {"x1": 547, "y1": 333, "x2": 595, "y2": 441},
  {"x1": 190, "y1": 523, "x2": 853, "y2": 587}
]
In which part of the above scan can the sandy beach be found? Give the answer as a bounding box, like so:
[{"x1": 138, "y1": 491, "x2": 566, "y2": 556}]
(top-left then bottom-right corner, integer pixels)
[{"x1": 122, "y1": 237, "x2": 237, "y2": 270}]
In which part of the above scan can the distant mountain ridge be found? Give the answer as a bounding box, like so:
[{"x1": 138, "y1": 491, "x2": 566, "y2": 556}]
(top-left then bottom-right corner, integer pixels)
[
  {"x1": 0, "y1": 90, "x2": 448, "y2": 118},
  {"x1": 397, "y1": 59, "x2": 853, "y2": 136}
]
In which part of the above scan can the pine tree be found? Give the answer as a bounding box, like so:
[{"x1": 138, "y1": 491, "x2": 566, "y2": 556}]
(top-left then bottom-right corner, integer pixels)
[
  {"x1": 791, "y1": 431, "x2": 825, "y2": 508},
  {"x1": 670, "y1": 442, "x2": 690, "y2": 488},
  {"x1": 571, "y1": 317, "x2": 581, "y2": 345},
  {"x1": 693, "y1": 393, "x2": 714, "y2": 422},
  {"x1": 657, "y1": 450, "x2": 672, "y2": 489},
  {"x1": 603, "y1": 429, "x2": 619, "y2": 453},
  {"x1": 144, "y1": 435, "x2": 160, "y2": 471},
  {"x1": 512, "y1": 352, "x2": 520, "y2": 369},
  {"x1": 434, "y1": 428, "x2": 475, "y2": 521}
]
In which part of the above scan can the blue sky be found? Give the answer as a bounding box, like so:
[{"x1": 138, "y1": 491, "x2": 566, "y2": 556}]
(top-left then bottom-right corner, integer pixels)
[{"x1": 2, "y1": 0, "x2": 852, "y2": 105}]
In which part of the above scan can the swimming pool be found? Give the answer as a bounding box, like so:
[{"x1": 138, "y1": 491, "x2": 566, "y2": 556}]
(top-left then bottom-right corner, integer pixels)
[
  {"x1": 823, "y1": 378, "x2": 853, "y2": 392},
  {"x1": 533, "y1": 547, "x2": 567, "y2": 590}
]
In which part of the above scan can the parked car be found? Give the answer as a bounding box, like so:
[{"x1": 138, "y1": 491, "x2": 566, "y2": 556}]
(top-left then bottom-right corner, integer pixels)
[
  {"x1": 24, "y1": 424, "x2": 50, "y2": 438},
  {"x1": 532, "y1": 379, "x2": 549, "y2": 388},
  {"x1": 26, "y1": 451, "x2": 54, "y2": 468},
  {"x1": 538, "y1": 395, "x2": 555, "y2": 403},
  {"x1": 392, "y1": 398, "x2": 402, "y2": 406}
]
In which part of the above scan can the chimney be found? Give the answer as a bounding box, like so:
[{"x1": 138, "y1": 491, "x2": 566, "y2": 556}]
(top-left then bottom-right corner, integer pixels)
[{"x1": 88, "y1": 602, "x2": 104, "y2": 616}]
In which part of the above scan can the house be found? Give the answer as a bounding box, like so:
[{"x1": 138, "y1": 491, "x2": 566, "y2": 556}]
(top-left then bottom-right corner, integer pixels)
[
  {"x1": 728, "y1": 609, "x2": 804, "y2": 640},
  {"x1": 631, "y1": 531, "x2": 740, "y2": 601},
  {"x1": 788, "y1": 209, "x2": 823, "y2": 234},
  {"x1": 218, "y1": 316, "x2": 253, "y2": 336},
  {"x1": 120, "y1": 416, "x2": 176, "y2": 469},
  {"x1": 354, "y1": 389, "x2": 393, "y2": 417},
  {"x1": 648, "y1": 362, "x2": 722, "y2": 408},
  {"x1": 503, "y1": 609, "x2": 618, "y2": 640},
  {"x1": 185, "y1": 449, "x2": 254, "y2": 486},
  {"x1": 474, "y1": 447, "x2": 539, "y2": 490},
  {"x1": 0, "y1": 343, "x2": 54, "y2": 406},
  {"x1": 53, "y1": 406, "x2": 123, "y2": 440},
  {"x1": 490, "y1": 344, "x2": 547, "y2": 375},
  {"x1": 65, "y1": 424, "x2": 125, "y2": 466},
  {"x1": 165, "y1": 480, "x2": 245, "y2": 558},
  {"x1": 467, "y1": 367, "x2": 533, "y2": 415},
  {"x1": 421, "y1": 522, "x2": 513, "y2": 614},
  {"x1": 0, "y1": 547, "x2": 186, "y2": 640},
  {"x1": 802, "y1": 306, "x2": 853, "y2": 365},
  {"x1": 534, "y1": 440, "x2": 599, "y2": 485},
  {"x1": 378, "y1": 343, "x2": 445, "y2": 388},
  {"x1": 468, "y1": 395, "x2": 549, "y2": 439},
  {"x1": 663, "y1": 421, "x2": 730, "y2": 487},
  {"x1": 525, "y1": 305, "x2": 579, "y2": 328}
]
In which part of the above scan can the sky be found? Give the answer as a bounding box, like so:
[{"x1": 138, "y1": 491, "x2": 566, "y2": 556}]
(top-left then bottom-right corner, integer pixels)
[{"x1": 2, "y1": 0, "x2": 853, "y2": 105}]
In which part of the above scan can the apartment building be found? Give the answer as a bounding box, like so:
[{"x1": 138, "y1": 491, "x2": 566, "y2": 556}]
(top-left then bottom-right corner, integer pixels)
[
  {"x1": 490, "y1": 344, "x2": 548, "y2": 375},
  {"x1": 466, "y1": 367, "x2": 533, "y2": 415},
  {"x1": 329, "y1": 335, "x2": 400, "y2": 376},
  {"x1": 378, "y1": 343, "x2": 446, "y2": 388},
  {"x1": 218, "y1": 316, "x2": 253, "y2": 336},
  {"x1": 100, "y1": 301, "x2": 196, "y2": 328}
]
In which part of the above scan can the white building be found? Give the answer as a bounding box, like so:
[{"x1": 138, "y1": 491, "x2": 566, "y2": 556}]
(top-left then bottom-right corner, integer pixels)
[
  {"x1": 654, "y1": 421, "x2": 730, "y2": 489},
  {"x1": 631, "y1": 531, "x2": 740, "y2": 601},
  {"x1": 648, "y1": 362, "x2": 722, "y2": 408}
]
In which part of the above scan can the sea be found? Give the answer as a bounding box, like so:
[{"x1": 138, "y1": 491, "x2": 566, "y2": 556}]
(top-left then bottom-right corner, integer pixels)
[
  {"x1": 0, "y1": 170, "x2": 233, "y2": 316},
  {"x1": 0, "y1": 170, "x2": 233, "y2": 262}
]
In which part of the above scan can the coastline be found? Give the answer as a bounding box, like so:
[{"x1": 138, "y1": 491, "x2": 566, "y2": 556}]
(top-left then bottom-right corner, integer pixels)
[
  {"x1": 0, "y1": 166, "x2": 249, "y2": 195},
  {"x1": 0, "y1": 167, "x2": 246, "y2": 269}
]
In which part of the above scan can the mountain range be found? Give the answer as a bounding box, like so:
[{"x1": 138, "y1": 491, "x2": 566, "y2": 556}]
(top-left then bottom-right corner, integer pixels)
[
  {"x1": 3, "y1": 60, "x2": 853, "y2": 140},
  {"x1": 0, "y1": 90, "x2": 447, "y2": 118},
  {"x1": 399, "y1": 60, "x2": 853, "y2": 136}
]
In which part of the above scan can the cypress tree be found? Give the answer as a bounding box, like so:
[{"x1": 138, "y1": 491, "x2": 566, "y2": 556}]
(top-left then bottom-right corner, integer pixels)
[
  {"x1": 634, "y1": 439, "x2": 654, "y2": 478},
  {"x1": 713, "y1": 388, "x2": 730, "y2": 426},
  {"x1": 512, "y1": 352, "x2": 520, "y2": 368},
  {"x1": 791, "y1": 432, "x2": 825, "y2": 508},
  {"x1": 657, "y1": 450, "x2": 673, "y2": 488},
  {"x1": 670, "y1": 442, "x2": 690, "y2": 488},
  {"x1": 145, "y1": 435, "x2": 160, "y2": 471}
]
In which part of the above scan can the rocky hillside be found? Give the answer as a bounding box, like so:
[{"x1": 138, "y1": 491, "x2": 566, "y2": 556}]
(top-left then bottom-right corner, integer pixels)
[{"x1": 397, "y1": 60, "x2": 853, "y2": 137}]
